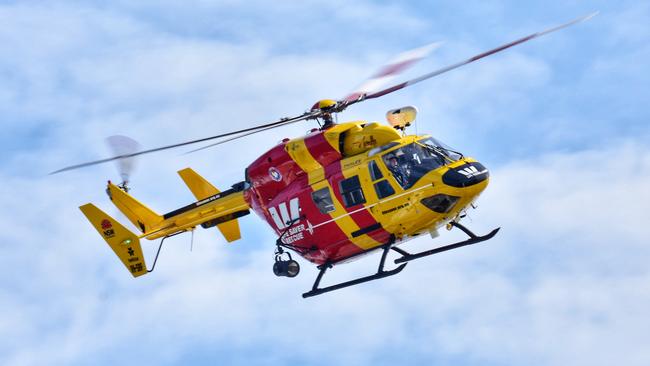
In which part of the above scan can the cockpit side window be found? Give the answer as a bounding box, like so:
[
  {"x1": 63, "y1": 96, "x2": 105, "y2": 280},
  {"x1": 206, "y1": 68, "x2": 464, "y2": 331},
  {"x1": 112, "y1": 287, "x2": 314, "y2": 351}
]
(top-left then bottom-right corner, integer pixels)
[
  {"x1": 368, "y1": 160, "x2": 395, "y2": 199},
  {"x1": 374, "y1": 180, "x2": 395, "y2": 199},
  {"x1": 368, "y1": 160, "x2": 383, "y2": 181}
]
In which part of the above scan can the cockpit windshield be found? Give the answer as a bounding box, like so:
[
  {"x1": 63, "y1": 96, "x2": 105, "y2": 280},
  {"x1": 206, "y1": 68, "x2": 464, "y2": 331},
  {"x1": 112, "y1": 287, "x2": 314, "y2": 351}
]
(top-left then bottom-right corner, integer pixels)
[
  {"x1": 382, "y1": 137, "x2": 463, "y2": 189},
  {"x1": 418, "y1": 137, "x2": 463, "y2": 162}
]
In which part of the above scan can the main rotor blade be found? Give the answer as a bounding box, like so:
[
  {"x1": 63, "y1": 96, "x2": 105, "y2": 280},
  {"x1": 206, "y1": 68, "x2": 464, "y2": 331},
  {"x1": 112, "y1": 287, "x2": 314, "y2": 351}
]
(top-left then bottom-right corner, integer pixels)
[
  {"x1": 184, "y1": 116, "x2": 307, "y2": 154},
  {"x1": 343, "y1": 42, "x2": 443, "y2": 103},
  {"x1": 50, "y1": 111, "x2": 318, "y2": 175},
  {"x1": 350, "y1": 12, "x2": 598, "y2": 103}
]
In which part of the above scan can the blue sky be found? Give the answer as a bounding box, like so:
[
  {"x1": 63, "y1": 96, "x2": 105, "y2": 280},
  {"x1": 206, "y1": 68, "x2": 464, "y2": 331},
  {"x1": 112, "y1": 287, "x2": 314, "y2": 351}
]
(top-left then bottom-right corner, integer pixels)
[{"x1": 1, "y1": 1, "x2": 649, "y2": 365}]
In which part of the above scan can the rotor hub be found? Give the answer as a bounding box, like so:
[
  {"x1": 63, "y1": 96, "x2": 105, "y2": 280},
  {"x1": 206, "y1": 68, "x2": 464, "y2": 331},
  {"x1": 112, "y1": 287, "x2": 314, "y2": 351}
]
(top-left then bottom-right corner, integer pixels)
[{"x1": 311, "y1": 99, "x2": 338, "y2": 112}]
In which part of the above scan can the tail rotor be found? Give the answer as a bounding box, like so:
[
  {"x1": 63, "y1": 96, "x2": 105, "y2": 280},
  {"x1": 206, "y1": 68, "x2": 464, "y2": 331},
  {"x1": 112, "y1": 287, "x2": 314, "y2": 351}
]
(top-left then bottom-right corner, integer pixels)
[{"x1": 106, "y1": 135, "x2": 140, "y2": 192}]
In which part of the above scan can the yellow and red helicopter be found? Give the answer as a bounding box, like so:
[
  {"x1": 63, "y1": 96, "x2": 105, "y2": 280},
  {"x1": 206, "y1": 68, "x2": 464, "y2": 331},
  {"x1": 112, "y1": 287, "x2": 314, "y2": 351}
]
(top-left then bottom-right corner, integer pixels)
[{"x1": 53, "y1": 14, "x2": 595, "y2": 298}]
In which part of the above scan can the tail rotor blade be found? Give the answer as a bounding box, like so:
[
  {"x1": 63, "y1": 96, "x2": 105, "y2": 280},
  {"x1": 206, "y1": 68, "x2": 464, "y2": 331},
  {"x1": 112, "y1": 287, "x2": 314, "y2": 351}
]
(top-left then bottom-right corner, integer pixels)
[{"x1": 106, "y1": 135, "x2": 140, "y2": 183}]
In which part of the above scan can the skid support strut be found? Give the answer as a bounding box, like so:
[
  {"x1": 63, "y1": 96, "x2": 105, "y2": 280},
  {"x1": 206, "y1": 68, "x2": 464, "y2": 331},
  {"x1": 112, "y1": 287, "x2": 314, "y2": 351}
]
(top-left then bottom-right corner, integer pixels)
[
  {"x1": 302, "y1": 237, "x2": 407, "y2": 298},
  {"x1": 393, "y1": 222, "x2": 499, "y2": 264}
]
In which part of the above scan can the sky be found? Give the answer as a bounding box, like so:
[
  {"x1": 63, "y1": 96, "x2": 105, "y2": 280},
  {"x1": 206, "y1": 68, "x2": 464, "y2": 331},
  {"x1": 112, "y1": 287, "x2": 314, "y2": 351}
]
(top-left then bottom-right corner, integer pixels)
[{"x1": 1, "y1": 1, "x2": 649, "y2": 365}]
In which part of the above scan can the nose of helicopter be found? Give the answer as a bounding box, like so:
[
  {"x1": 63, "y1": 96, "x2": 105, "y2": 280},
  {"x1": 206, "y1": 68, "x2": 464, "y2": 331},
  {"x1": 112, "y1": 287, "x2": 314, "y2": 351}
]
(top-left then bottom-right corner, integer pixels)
[
  {"x1": 419, "y1": 161, "x2": 490, "y2": 215},
  {"x1": 441, "y1": 161, "x2": 490, "y2": 189}
]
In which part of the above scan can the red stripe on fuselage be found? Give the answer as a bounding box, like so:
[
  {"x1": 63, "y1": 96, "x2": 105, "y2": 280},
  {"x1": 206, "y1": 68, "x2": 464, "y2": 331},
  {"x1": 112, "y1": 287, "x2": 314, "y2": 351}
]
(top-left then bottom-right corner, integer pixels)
[
  {"x1": 246, "y1": 138, "x2": 361, "y2": 265},
  {"x1": 326, "y1": 164, "x2": 391, "y2": 246},
  {"x1": 275, "y1": 175, "x2": 353, "y2": 265},
  {"x1": 305, "y1": 131, "x2": 391, "y2": 247},
  {"x1": 303, "y1": 132, "x2": 342, "y2": 167}
]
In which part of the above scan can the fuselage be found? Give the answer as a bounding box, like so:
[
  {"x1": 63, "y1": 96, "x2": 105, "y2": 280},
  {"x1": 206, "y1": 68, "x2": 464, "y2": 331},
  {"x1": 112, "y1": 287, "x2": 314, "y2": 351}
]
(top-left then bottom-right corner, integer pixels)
[{"x1": 243, "y1": 121, "x2": 490, "y2": 265}]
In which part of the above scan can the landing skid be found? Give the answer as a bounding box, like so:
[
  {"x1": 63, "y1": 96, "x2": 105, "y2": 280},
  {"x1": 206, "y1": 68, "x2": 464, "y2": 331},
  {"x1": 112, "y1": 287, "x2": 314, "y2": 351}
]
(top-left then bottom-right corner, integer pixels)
[
  {"x1": 303, "y1": 237, "x2": 407, "y2": 298},
  {"x1": 301, "y1": 223, "x2": 499, "y2": 298},
  {"x1": 393, "y1": 222, "x2": 500, "y2": 264}
]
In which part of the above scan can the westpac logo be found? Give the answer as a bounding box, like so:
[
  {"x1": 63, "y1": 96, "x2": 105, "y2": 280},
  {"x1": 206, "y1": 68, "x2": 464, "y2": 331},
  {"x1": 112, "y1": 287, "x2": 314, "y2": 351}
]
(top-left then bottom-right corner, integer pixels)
[
  {"x1": 269, "y1": 198, "x2": 300, "y2": 230},
  {"x1": 458, "y1": 165, "x2": 488, "y2": 179}
]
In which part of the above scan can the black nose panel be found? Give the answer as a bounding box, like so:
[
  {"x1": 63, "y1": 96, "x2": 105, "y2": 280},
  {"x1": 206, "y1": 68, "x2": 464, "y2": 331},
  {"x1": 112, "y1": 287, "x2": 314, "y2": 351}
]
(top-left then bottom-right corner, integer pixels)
[
  {"x1": 420, "y1": 194, "x2": 460, "y2": 213},
  {"x1": 442, "y1": 162, "x2": 489, "y2": 188}
]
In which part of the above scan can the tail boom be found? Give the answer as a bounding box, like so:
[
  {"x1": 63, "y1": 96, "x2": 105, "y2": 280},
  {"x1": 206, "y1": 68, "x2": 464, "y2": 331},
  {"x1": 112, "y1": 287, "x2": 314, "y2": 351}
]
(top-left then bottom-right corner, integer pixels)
[
  {"x1": 81, "y1": 173, "x2": 250, "y2": 277},
  {"x1": 143, "y1": 189, "x2": 249, "y2": 240},
  {"x1": 105, "y1": 178, "x2": 250, "y2": 241}
]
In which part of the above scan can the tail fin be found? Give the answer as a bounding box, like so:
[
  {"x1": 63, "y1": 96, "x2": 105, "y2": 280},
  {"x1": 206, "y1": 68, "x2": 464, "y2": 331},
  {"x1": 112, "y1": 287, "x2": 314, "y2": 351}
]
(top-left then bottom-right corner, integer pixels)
[
  {"x1": 106, "y1": 182, "x2": 163, "y2": 233},
  {"x1": 178, "y1": 167, "x2": 242, "y2": 242},
  {"x1": 79, "y1": 203, "x2": 148, "y2": 277}
]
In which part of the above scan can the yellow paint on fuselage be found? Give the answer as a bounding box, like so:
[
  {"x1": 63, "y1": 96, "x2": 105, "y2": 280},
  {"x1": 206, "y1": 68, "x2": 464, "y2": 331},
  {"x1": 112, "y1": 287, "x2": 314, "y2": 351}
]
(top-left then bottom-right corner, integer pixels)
[
  {"x1": 284, "y1": 125, "x2": 385, "y2": 250},
  {"x1": 309, "y1": 178, "x2": 378, "y2": 250},
  {"x1": 362, "y1": 138, "x2": 488, "y2": 241},
  {"x1": 109, "y1": 121, "x2": 488, "y2": 253},
  {"x1": 285, "y1": 138, "x2": 325, "y2": 185},
  {"x1": 309, "y1": 129, "x2": 489, "y2": 247}
]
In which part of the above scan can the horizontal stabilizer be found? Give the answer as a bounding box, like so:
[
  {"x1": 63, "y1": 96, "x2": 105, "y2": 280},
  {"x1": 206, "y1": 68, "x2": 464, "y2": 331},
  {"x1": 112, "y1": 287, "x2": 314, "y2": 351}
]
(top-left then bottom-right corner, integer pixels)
[
  {"x1": 178, "y1": 167, "x2": 242, "y2": 242},
  {"x1": 80, "y1": 203, "x2": 148, "y2": 277}
]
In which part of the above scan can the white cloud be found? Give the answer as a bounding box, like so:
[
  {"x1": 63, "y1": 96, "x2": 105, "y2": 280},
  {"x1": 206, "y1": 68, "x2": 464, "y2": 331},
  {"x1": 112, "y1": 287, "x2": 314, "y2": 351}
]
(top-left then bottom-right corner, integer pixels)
[{"x1": 4, "y1": 141, "x2": 650, "y2": 366}]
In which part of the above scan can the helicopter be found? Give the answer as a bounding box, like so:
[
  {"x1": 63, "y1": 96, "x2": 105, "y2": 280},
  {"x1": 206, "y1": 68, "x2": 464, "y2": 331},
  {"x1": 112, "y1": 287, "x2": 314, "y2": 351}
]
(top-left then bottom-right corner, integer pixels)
[{"x1": 53, "y1": 13, "x2": 596, "y2": 298}]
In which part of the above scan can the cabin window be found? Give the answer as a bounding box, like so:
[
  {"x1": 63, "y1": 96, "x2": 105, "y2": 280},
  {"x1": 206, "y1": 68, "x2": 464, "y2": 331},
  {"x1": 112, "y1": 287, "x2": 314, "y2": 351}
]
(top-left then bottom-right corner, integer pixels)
[
  {"x1": 339, "y1": 176, "x2": 366, "y2": 207},
  {"x1": 374, "y1": 180, "x2": 395, "y2": 199},
  {"x1": 311, "y1": 187, "x2": 335, "y2": 214},
  {"x1": 368, "y1": 160, "x2": 383, "y2": 181}
]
